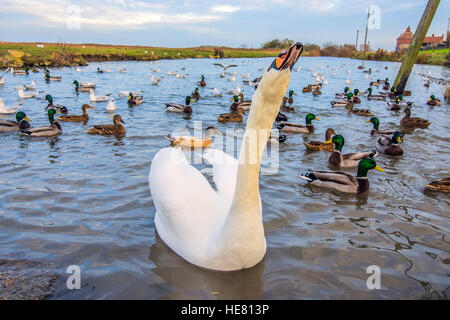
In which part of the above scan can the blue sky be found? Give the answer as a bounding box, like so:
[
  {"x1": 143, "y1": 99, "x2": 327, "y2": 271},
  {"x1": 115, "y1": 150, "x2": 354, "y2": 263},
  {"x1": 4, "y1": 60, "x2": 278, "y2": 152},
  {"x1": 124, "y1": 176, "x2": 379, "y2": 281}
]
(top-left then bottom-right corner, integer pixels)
[{"x1": 1, "y1": 0, "x2": 448, "y2": 50}]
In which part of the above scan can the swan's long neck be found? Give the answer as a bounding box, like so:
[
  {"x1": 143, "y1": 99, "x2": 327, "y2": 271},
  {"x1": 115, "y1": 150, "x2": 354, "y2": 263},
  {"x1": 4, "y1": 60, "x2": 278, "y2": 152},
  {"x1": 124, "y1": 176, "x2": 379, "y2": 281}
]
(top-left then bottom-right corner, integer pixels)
[{"x1": 217, "y1": 69, "x2": 291, "y2": 261}]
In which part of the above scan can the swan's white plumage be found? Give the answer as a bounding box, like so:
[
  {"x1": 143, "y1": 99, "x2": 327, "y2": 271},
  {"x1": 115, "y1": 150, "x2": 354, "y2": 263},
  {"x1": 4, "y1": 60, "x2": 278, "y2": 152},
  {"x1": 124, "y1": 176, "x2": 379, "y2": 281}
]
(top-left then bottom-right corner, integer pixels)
[{"x1": 149, "y1": 46, "x2": 298, "y2": 270}]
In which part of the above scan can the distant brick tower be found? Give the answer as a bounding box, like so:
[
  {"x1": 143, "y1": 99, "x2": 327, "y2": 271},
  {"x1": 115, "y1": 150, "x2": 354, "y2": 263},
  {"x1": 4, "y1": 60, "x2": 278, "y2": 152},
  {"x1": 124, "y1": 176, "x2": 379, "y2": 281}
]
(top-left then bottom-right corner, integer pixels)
[{"x1": 396, "y1": 26, "x2": 414, "y2": 52}]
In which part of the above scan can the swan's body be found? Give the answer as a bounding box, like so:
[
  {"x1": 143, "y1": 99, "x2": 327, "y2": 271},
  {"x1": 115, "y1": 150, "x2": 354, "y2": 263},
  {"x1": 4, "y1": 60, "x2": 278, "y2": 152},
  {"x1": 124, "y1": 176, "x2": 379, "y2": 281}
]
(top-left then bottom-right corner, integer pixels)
[
  {"x1": 148, "y1": 43, "x2": 303, "y2": 271},
  {"x1": 0, "y1": 99, "x2": 21, "y2": 114}
]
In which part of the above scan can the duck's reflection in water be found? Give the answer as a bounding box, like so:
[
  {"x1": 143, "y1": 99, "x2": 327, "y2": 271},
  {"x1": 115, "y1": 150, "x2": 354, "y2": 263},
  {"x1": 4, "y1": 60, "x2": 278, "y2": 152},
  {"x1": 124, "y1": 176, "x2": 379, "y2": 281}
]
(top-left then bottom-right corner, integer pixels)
[{"x1": 149, "y1": 232, "x2": 265, "y2": 299}]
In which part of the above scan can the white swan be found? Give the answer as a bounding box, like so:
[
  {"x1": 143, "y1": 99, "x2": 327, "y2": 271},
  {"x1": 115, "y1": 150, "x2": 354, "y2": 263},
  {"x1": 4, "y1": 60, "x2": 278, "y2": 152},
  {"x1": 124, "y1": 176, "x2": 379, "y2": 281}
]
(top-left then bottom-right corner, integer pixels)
[
  {"x1": 106, "y1": 97, "x2": 116, "y2": 112},
  {"x1": 0, "y1": 99, "x2": 22, "y2": 114},
  {"x1": 148, "y1": 43, "x2": 303, "y2": 271}
]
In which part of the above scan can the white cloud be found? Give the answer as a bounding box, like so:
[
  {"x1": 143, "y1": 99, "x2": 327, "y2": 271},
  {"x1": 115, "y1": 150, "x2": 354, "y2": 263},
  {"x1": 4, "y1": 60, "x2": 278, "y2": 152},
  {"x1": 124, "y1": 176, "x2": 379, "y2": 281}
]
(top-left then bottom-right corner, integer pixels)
[{"x1": 210, "y1": 5, "x2": 240, "y2": 13}]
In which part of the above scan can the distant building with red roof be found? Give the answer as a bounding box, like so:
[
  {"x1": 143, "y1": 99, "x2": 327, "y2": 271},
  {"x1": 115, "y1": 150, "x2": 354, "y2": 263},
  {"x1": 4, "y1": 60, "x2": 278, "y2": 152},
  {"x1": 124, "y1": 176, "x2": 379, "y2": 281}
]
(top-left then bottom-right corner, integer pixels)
[{"x1": 396, "y1": 26, "x2": 445, "y2": 52}]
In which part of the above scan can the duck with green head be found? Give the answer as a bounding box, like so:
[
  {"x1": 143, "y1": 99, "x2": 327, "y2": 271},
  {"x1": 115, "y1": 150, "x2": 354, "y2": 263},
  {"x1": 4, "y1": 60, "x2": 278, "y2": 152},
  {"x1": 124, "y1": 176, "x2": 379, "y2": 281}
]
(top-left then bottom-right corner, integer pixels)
[
  {"x1": 376, "y1": 131, "x2": 404, "y2": 156},
  {"x1": 352, "y1": 89, "x2": 361, "y2": 103},
  {"x1": 72, "y1": 80, "x2": 94, "y2": 93},
  {"x1": 44, "y1": 73, "x2": 61, "y2": 81},
  {"x1": 280, "y1": 97, "x2": 296, "y2": 113},
  {"x1": 197, "y1": 75, "x2": 206, "y2": 87},
  {"x1": 0, "y1": 111, "x2": 31, "y2": 132},
  {"x1": 426, "y1": 95, "x2": 441, "y2": 106},
  {"x1": 276, "y1": 113, "x2": 318, "y2": 133},
  {"x1": 328, "y1": 134, "x2": 377, "y2": 168},
  {"x1": 331, "y1": 92, "x2": 353, "y2": 107},
  {"x1": 21, "y1": 108, "x2": 61, "y2": 137},
  {"x1": 335, "y1": 87, "x2": 351, "y2": 99},
  {"x1": 300, "y1": 157, "x2": 384, "y2": 194},
  {"x1": 230, "y1": 95, "x2": 240, "y2": 111},
  {"x1": 287, "y1": 90, "x2": 296, "y2": 104},
  {"x1": 165, "y1": 96, "x2": 193, "y2": 114},
  {"x1": 128, "y1": 92, "x2": 144, "y2": 105},
  {"x1": 191, "y1": 87, "x2": 201, "y2": 100},
  {"x1": 367, "y1": 87, "x2": 386, "y2": 101},
  {"x1": 366, "y1": 117, "x2": 395, "y2": 137},
  {"x1": 45, "y1": 94, "x2": 68, "y2": 113}
]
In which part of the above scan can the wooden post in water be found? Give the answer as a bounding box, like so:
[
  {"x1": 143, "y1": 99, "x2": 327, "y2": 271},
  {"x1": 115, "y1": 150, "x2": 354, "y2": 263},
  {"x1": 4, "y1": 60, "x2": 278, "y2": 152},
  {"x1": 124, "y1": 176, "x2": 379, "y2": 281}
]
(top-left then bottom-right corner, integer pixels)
[
  {"x1": 394, "y1": 0, "x2": 441, "y2": 93},
  {"x1": 355, "y1": 30, "x2": 359, "y2": 52}
]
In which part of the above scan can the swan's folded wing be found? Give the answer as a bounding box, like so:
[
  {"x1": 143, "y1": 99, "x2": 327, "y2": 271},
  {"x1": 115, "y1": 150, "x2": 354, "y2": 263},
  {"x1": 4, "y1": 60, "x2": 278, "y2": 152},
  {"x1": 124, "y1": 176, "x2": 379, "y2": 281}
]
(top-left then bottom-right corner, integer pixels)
[
  {"x1": 149, "y1": 147, "x2": 227, "y2": 246},
  {"x1": 202, "y1": 149, "x2": 238, "y2": 202}
]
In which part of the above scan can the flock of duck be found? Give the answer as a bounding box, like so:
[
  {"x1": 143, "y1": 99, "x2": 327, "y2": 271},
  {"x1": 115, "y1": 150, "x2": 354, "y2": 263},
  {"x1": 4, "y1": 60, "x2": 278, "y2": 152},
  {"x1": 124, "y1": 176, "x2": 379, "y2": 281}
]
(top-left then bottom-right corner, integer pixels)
[{"x1": 0, "y1": 53, "x2": 448, "y2": 196}]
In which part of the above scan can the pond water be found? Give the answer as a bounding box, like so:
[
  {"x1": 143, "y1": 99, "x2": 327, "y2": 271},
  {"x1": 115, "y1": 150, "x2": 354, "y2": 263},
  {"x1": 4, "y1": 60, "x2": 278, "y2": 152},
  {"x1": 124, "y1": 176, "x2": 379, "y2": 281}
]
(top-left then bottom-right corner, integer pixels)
[{"x1": 0, "y1": 56, "x2": 448, "y2": 299}]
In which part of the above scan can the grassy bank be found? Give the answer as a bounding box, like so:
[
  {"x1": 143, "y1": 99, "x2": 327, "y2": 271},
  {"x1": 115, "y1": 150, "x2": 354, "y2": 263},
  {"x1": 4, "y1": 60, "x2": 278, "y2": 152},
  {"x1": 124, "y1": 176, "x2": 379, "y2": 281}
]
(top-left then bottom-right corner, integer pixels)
[
  {"x1": 352, "y1": 48, "x2": 450, "y2": 66},
  {"x1": 0, "y1": 42, "x2": 280, "y2": 68}
]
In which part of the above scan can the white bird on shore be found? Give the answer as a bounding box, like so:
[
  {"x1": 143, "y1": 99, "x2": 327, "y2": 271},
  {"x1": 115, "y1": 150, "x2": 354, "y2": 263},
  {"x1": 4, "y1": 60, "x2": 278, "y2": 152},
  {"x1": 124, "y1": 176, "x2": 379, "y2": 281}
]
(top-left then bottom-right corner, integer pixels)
[
  {"x1": 106, "y1": 97, "x2": 116, "y2": 112},
  {"x1": 0, "y1": 99, "x2": 22, "y2": 114},
  {"x1": 89, "y1": 89, "x2": 111, "y2": 102},
  {"x1": 17, "y1": 87, "x2": 39, "y2": 99},
  {"x1": 24, "y1": 80, "x2": 37, "y2": 90}
]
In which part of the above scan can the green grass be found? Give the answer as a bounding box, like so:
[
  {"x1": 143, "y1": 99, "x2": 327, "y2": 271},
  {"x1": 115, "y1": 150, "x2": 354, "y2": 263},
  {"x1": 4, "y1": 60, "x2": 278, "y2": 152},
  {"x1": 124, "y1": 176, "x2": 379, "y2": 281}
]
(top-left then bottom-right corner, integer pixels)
[{"x1": 0, "y1": 42, "x2": 279, "y2": 68}]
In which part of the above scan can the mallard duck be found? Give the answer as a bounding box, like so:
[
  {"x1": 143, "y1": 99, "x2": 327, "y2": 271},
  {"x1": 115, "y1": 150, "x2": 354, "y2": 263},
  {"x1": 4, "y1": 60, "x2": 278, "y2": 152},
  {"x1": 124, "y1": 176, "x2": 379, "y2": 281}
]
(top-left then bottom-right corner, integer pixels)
[
  {"x1": 312, "y1": 87, "x2": 322, "y2": 96},
  {"x1": 370, "y1": 80, "x2": 380, "y2": 87},
  {"x1": 304, "y1": 128, "x2": 335, "y2": 152},
  {"x1": 218, "y1": 108, "x2": 245, "y2": 122},
  {"x1": 197, "y1": 75, "x2": 206, "y2": 87},
  {"x1": 426, "y1": 95, "x2": 441, "y2": 106},
  {"x1": 352, "y1": 89, "x2": 361, "y2": 103},
  {"x1": 382, "y1": 81, "x2": 390, "y2": 91},
  {"x1": 44, "y1": 74, "x2": 61, "y2": 81},
  {"x1": 400, "y1": 108, "x2": 431, "y2": 128},
  {"x1": 0, "y1": 99, "x2": 21, "y2": 114},
  {"x1": 236, "y1": 93, "x2": 251, "y2": 110},
  {"x1": 119, "y1": 90, "x2": 143, "y2": 97},
  {"x1": 276, "y1": 112, "x2": 288, "y2": 122},
  {"x1": 0, "y1": 111, "x2": 30, "y2": 132},
  {"x1": 287, "y1": 90, "x2": 296, "y2": 104},
  {"x1": 89, "y1": 89, "x2": 110, "y2": 102},
  {"x1": 13, "y1": 67, "x2": 29, "y2": 75},
  {"x1": 311, "y1": 83, "x2": 322, "y2": 90},
  {"x1": 348, "y1": 103, "x2": 374, "y2": 117},
  {"x1": 328, "y1": 134, "x2": 377, "y2": 168},
  {"x1": 21, "y1": 108, "x2": 61, "y2": 137},
  {"x1": 335, "y1": 87, "x2": 351, "y2": 99},
  {"x1": 165, "y1": 96, "x2": 193, "y2": 114},
  {"x1": 331, "y1": 92, "x2": 353, "y2": 107},
  {"x1": 300, "y1": 158, "x2": 384, "y2": 194},
  {"x1": 302, "y1": 84, "x2": 312, "y2": 93},
  {"x1": 86, "y1": 114, "x2": 125, "y2": 136},
  {"x1": 24, "y1": 80, "x2": 37, "y2": 91},
  {"x1": 424, "y1": 81, "x2": 430, "y2": 88},
  {"x1": 386, "y1": 97, "x2": 407, "y2": 111},
  {"x1": 367, "y1": 117, "x2": 395, "y2": 137},
  {"x1": 44, "y1": 95, "x2": 68, "y2": 113},
  {"x1": 376, "y1": 131, "x2": 404, "y2": 156},
  {"x1": 230, "y1": 95, "x2": 240, "y2": 112},
  {"x1": 106, "y1": 97, "x2": 116, "y2": 112},
  {"x1": 128, "y1": 93, "x2": 144, "y2": 105},
  {"x1": 191, "y1": 88, "x2": 201, "y2": 100},
  {"x1": 166, "y1": 126, "x2": 222, "y2": 148},
  {"x1": 57, "y1": 104, "x2": 93, "y2": 122},
  {"x1": 279, "y1": 97, "x2": 295, "y2": 113},
  {"x1": 73, "y1": 80, "x2": 95, "y2": 92},
  {"x1": 424, "y1": 178, "x2": 450, "y2": 193},
  {"x1": 367, "y1": 88, "x2": 386, "y2": 101},
  {"x1": 276, "y1": 113, "x2": 318, "y2": 134}
]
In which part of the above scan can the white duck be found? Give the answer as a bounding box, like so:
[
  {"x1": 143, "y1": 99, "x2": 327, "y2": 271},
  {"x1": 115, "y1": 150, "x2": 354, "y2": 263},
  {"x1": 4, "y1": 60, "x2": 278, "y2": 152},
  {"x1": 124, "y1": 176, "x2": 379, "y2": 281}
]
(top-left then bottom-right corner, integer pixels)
[
  {"x1": 148, "y1": 42, "x2": 303, "y2": 271},
  {"x1": 212, "y1": 88, "x2": 222, "y2": 97},
  {"x1": 76, "y1": 67, "x2": 82, "y2": 72},
  {"x1": 227, "y1": 85, "x2": 242, "y2": 95},
  {"x1": 17, "y1": 87, "x2": 39, "y2": 99},
  {"x1": 89, "y1": 89, "x2": 110, "y2": 102},
  {"x1": 106, "y1": 97, "x2": 116, "y2": 112},
  {"x1": 0, "y1": 98, "x2": 22, "y2": 114}
]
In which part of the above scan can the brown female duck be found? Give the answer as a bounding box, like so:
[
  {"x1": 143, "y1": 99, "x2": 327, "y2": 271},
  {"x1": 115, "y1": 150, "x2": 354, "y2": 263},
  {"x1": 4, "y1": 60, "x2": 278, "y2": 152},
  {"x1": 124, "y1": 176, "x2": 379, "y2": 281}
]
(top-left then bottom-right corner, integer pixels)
[
  {"x1": 400, "y1": 108, "x2": 430, "y2": 128},
  {"x1": 86, "y1": 114, "x2": 126, "y2": 135},
  {"x1": 58, "y1": 104, "x2": 94, "y2": 122},
  {"x1": 304, "y1": 128, "x2": 335, "y2": 152}
]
